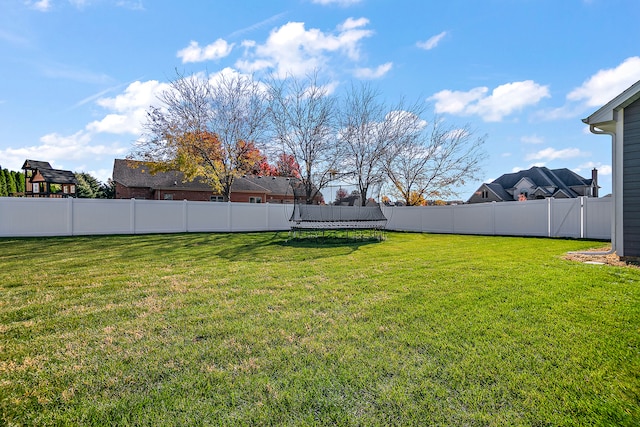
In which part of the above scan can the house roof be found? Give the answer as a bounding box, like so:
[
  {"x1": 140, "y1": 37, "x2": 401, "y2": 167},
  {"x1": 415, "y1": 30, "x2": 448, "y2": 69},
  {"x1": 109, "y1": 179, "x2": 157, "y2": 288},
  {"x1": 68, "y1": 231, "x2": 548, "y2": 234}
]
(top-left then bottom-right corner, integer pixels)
[
  {"x1": 469, "y1": 166, "x2": 593, "y2": 202},
  {"x1": 492, "y1": 166, "x2": 591, "y2": 198},
  {"x1": 22, "y1": 159, "x2": 77, "y2": 184},
  {"x1": 583, "y1": 79, "x2": 640, "y2": 129},
  {"x1": 37, "y1": 168, "x2": 78, "y2": 184},
  {"x1": 484, "y1": 182, "x2": 511, "y2": 201},
  {"x1": 113, "y1": 159, "x2": 212, "y2": 191},
  {"x1": 112, "y1": 159, "x2": 299, "y2": 196},
  {"x1": 22, "y1": 159, "x2": 52, "y2": 170},
  {"x1": 235, "y1": 175, "x2": 298, "y2": 195}
]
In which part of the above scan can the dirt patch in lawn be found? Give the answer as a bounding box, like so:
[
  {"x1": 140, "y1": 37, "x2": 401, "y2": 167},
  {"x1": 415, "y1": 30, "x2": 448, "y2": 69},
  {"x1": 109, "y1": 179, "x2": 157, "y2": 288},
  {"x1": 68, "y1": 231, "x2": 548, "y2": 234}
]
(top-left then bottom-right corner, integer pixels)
[{"x1": 564, "y1": 247, "x2": 640, "y2": 269}]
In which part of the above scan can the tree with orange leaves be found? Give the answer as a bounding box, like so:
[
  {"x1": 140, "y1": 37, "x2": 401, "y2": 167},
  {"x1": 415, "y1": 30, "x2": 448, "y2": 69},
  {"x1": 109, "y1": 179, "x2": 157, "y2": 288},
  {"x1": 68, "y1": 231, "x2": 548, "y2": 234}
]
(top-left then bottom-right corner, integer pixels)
[
  {"x1": 135, "y1": 70, "x2": 269, "y2": 201},
  {"x1": 274, "y1": 153, "x2": 301, "y2": 178}
]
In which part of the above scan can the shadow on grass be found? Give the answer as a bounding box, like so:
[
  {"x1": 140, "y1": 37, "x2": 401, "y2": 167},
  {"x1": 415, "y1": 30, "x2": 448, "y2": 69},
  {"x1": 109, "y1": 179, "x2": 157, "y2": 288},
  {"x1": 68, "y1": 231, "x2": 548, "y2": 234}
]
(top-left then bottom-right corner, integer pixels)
[
  {"x1": 217, "y1": 231, "x2": 384, "y2": 261},
  {"x1": 139, "y1": 231, "x2": 383, "y2": 262},
  {"x1": 0, "y1": 231, "x2": 385, "y2": 265},
  {"x1": 277, "y1": 235, "x2": 383, "y2": 248}
]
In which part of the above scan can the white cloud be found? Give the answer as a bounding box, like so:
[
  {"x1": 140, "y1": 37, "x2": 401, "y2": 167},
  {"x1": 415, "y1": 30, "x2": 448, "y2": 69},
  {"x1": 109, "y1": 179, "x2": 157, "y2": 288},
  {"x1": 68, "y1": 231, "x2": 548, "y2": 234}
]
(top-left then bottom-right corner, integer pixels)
[
  {"x1": 576, "y1": 161, "x2": 612, "y2": 176},
  {"x1": 525, "y1": 147, "x2": 587, "y2": 162},
  {"x1": 385, "y1": 110, "x2": 428, "y2": 132},
  {"x1": 0, "y1": 77, "x2": 162, "y2": 179},
  {"x1": 339, "y1": 17, "x2": 369, "y2": 31},
  {"x1": 429, "y1": 87, "x2": 487, "y2": 115},
  {"x1": 311, "y1": 0, "x2": 362, "y2": 5},
  {"x1": 597, "y1": 165, "x2": 612, "y2": 176},
  {"x1": 177, "y1": 39, "x2": 234, "y2": 63},
  {"x1": 94, "y1": 80, "x2": 167, "y2": 111},
  {"x1": 236, "y1": 18, "x2": 374, "y2": 78},
  {"x1": 533, "y1": 104, "x2": 585, "y2": 121},
  {"x1": 521, "y1": 134, "x2": 544, "y2": 144},
  {"x1": 567, "y1": 56, "x2": 640, "y2": 107},
  {"x1": 430, "y1": 80, "x2": 550, "y2": 122},
  {"x1": 26, "y1": 0, "x2": 51, "y2": 11},
  {"x1": 354, "y1": 62, "x2": 393, "y2": 79},
  {"x1": 87, "y1": 112, "x2": 147, "y2": 135},
  {"x1": 417, "y1": 31, "x2": 448, "y2": 50},
  {"x1": 71, "y1": 82, "x2": 129, "y2": 109},
  {"x1": 87, "y1": 80, "x2": 169, "y2": 135},
  {"x1": 0, "y1": 131, "x2": 127, "y2": 173}
]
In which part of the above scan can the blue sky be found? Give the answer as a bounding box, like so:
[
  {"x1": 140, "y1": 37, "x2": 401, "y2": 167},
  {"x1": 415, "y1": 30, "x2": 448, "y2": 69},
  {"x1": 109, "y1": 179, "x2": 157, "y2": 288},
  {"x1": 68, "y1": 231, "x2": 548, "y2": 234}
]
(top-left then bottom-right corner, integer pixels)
[{"x1": 1, "y1": 0, "x2": 639, "y2": 199}]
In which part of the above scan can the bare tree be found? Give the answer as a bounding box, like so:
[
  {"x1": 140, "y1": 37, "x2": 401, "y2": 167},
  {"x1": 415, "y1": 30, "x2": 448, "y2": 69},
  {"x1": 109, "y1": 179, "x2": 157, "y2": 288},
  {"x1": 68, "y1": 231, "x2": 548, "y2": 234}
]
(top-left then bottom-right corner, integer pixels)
[
  {"x1": 267, "y1": 73, "x2": 339, "y2": 204},
  {"x1": 338, "y1": 83, "x2": 429, "y2": 205},
  {"x1": 133, "y1": 70, "x2": 269, "y2": 201},
  {"x1": 385, "y1": 119, "x2": 486, "y2": 206}
]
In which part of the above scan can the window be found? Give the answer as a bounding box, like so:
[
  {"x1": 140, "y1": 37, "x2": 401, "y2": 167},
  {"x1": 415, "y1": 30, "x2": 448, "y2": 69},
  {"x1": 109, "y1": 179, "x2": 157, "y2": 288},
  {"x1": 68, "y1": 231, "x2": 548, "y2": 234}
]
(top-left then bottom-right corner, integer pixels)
[
  {"x1": 250, "y1": 197, "x2": 262, "y2": 203},
  {"x1": 210, "y1": 196, "x2": 224, "y2": 202},
  {"x1": 32, "y1": 183, "x2": 39, "y2": 193},
  {"x1": 69, "y1": 185, "x2": 75, "y2": 194},
  {"x1": 481, "y1": 190, "x2": 489, "y2": 198},
  {"x1": 164, "y1": 194, "x2": 174, "y2": 200}
]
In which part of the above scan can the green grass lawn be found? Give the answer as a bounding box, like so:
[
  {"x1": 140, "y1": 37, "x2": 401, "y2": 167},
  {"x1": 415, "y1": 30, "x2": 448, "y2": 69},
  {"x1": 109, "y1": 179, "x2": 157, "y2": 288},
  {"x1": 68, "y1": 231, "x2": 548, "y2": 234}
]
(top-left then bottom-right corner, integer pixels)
[{"x1": 1, "y1": 232, "x2": 638, "y2": 426}]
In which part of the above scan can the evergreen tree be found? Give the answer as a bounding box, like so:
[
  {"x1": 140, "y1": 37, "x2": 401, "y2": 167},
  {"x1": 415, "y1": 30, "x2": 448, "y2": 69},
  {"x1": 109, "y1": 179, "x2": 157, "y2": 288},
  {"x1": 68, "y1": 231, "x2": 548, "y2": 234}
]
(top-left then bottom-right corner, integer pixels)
[
  {"x1": 99, "y1": 178, "x2": 116, "y2": 199},
  {"x1": 6, "y1": 170, "x2": 17, "y2": 195},
  {"x1": 14, "y1": 171, "x2": 25, "y2": 194},
  {"x1": 75, "y1": 172, "x2": 103, "y2": 198},
  {"x1": 0, "y1": 169, "x2": 8, "y2": 197}
]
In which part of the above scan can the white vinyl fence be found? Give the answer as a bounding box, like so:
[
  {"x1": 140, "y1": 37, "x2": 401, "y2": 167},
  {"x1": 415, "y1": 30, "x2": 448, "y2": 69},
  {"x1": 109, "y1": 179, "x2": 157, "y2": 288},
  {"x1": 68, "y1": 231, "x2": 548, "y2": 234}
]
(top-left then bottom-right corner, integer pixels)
[
  {"x1": 381, "y1": 197, "x2": 611, "y2": 240},
  {"x1": 0, "y1": 196, "x2": 611, "y2": 240}
]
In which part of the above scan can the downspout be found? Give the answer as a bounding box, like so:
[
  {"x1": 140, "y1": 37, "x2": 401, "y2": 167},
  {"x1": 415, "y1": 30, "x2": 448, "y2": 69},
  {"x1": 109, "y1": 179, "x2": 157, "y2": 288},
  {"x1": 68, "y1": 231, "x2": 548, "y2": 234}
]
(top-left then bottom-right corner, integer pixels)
[{"x1": 568, "y1": 124, "x2": 616, "y2": 255}]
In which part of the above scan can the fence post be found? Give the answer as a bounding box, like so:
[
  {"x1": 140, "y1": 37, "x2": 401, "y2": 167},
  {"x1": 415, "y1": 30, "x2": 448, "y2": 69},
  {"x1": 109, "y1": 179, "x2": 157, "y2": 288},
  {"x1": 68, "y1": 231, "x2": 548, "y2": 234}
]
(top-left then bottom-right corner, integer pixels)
[
  {"x1": 183, "y1": 199, "x2": 188, "y2": 232},
  {"x1": 67, "y1": 197, "x2": 74, "y2": 236},
  {"x1": 492, "y1": 201, "x2": 496, "y2": 235},
  {"x1": 227, "y1": 201, "x2": 232, "y2": 232},
  {"x1": 580, "y1": 196, "x2": 585, "y2": 239},
  {"x1": 452, "y1": 204, "x2": 456, "y2": 234},
  {"x1": 547, "y1": 198, "x2": 552, "y2": 237},
  {"x1": 265, "y1": 202, "x2": 270, "y2": 231},
  {"x1": 130, "y1": 198, "x2": 136, "y2": 234}
]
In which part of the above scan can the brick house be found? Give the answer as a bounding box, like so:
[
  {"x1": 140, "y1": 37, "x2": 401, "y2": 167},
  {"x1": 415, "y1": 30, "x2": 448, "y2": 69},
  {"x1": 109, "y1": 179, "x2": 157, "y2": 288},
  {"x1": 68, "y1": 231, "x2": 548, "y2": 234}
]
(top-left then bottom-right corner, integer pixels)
[
  {"x1": 22, "y1": 159, "x2": 77, "y2": 198},
  {"x1": 112, "y1": 159, "x2": 322, "y2": 204}
]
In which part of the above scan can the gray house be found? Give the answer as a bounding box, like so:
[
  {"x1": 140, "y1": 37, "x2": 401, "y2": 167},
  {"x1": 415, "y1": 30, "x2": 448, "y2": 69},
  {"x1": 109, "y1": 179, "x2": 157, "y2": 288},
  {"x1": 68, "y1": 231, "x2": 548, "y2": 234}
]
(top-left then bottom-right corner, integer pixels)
[
  {"x1": 467, "y1": 166, "x2": 598, "y2": 204},
  {"x1": 583, "y1": 79, "x2": 640, "y2": 259}
]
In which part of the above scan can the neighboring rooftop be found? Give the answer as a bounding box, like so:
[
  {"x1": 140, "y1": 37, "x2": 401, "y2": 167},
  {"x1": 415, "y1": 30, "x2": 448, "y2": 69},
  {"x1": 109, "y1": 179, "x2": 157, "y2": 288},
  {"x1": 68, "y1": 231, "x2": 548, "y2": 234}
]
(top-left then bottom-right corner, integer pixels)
[
  {"x1": 113, "y1": 158, "x2": 300, "y2": 195},
  {"x1": 468, "y1": 166, "x2": 597, "y2": 203},
  {"x1": 22, "y1": 159, "x2": 77, "y2": 184}
]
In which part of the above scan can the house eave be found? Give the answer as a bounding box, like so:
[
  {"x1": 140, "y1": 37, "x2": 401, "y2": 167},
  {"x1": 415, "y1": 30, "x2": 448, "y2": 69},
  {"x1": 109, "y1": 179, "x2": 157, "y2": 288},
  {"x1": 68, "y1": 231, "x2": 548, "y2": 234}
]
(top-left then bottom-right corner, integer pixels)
[{"x1": 582, "y1": 79, "x2": 640, "y2": 127}]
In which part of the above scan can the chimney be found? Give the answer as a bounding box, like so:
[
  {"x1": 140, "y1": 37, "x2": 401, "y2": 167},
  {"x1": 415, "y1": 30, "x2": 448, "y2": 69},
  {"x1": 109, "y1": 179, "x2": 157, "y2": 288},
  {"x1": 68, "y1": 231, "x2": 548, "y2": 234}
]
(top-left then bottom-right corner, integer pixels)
[{"x1": 591, "y1": 168, "x2": 598, "y2": 197}]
